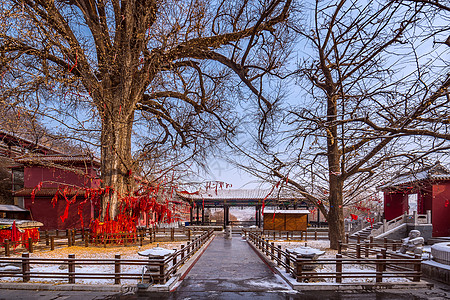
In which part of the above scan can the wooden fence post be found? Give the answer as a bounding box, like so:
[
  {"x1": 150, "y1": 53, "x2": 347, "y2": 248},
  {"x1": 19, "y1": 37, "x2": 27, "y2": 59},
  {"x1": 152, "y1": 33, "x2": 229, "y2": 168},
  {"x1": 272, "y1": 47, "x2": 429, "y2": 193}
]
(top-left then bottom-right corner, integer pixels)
[
  {"x1": 369, "y1": 236, "x2": 374, "y2": 248},
  {"x1": 277, "y1": 245, "x2": 282, "y2": 266},
  {"x1": 50, "y1": 236, "x2": 55, "y2": 251},
  {"x1": 181, "y1": 245, "x2": 185, "y2": 260},
  {"x1": 28, "y1": 238, "x2": 33, "y2": 253},
  {"x1": 171, "y1": 228, "x2": 175, "y2": 241},
  {"x1": 345, "y1": 233, "x2": 349, "y2": 244},
  {"x1": 172, "y1": 250, "x2": 177, "y2": 274},
  {"x1": 187, "y1": 241, "x2": 191, "y2": 254},
  {"x1": 72, "y1": 229, "x2": 76, "y2": 246},
  {"x1": 22, "y1": 253, "x2": 30, "y2": 282},
  {"x1": 45, "y1": 231, "x2": 49, "y2": 246},
  {"x1": 285, "y1": 250, "x2": 291, "y2": 273},
  {"x1": 356, "y1": 243, "x2": 361, "y2": 259},
  {"x1": 296, "y1": 254, "x2": 303, "y2": 282},
  {"x1": 336, "y1": 254, "x2": 342, "y2": 283},
  {"x1": 315, "y1": 231, "x2": 318, "y2": 240},
  {"x1": 68, "y1": 230, "x2": 72, "y2": 247},
  {"x1": 85, "y1": 235, "x2": 89, "y2": 247},
  {"x1": 414, "y1": 254, "x2": 421, "y2": 282},
  {"x1": 159, "y1": 257, "x2": 166, "y2": 284},
  {"x1": 365, "y1": 241, "x2": 369, "y2": 258},
  {"x1": 187, "y1": 229, "x2": 191, "y2": 241},
  {"x1": 4, "y1": 240, "x2": 10, "y2": 257},
  {"x1": 381, "y1": 248, "x2": 387, "y2": 271},
  {"x1": 68, "y1": 254, "x2": 75, "y2": 283},
  {"x1": 115, "y1": 254, "x2": 121, "y2": 284},
  {"x1": 376, "y1": 253, "x2": 383, "y2": 283},
  {"x1": 55, "y1": 229, "x2": 59, "y2": 237},
  {"x1": 338, "y1": 241, "x2": 342, "y2": 254},
  {"x1": 271, "y1": 242, "x2": 275, "y2": 259}
]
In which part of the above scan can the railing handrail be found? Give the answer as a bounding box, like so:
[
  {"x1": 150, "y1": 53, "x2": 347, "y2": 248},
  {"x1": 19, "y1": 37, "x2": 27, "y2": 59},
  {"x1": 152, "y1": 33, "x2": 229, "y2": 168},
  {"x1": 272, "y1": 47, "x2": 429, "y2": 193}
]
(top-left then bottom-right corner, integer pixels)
[
  {"x1": 0, "y1": 229, "x2": 214, "y2": 285},
  {"x1": 246, "y1": 231, "x2": 422, "y2": 283}
]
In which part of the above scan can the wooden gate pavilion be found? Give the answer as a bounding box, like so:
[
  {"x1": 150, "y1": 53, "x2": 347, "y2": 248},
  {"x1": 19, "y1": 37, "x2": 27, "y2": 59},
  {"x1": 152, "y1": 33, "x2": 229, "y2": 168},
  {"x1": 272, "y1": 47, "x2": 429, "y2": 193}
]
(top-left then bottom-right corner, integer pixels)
[{"x1": 177, "y1": 189, "x2": 306, "y2": 227}]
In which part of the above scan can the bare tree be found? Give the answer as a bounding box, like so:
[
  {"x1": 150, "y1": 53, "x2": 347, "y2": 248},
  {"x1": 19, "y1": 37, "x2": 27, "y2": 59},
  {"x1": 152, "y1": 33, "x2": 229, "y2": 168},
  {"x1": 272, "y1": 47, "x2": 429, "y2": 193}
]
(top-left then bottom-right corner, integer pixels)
[
  {"x1": 232, "y1": 0, "x2": 449, "y2": 249},
  {"x1": 0, "y1": 0, "x2": 294, "y2": 219}
]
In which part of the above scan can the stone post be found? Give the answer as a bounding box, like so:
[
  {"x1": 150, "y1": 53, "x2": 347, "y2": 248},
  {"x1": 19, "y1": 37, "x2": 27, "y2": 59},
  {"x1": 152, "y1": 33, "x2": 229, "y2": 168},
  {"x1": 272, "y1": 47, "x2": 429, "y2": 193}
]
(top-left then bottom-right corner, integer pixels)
[{"x1": 426, "y1": 210, "x2": 432, "y2": 224}]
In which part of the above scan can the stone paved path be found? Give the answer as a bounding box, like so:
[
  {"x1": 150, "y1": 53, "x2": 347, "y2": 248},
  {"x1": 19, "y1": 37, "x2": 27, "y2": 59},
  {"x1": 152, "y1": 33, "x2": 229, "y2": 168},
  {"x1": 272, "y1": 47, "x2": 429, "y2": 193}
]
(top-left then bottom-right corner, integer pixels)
[{"x1": 175, "y1": 232, "x2": 290, "y2": 293}]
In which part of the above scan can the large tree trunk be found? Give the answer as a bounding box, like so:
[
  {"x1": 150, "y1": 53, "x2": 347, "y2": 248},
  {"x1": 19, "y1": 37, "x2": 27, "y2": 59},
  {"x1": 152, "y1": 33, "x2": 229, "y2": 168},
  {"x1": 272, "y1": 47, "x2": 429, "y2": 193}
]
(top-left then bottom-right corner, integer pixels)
[
  {"x1": 327, "y1": 179, "x2": 344, "y2": 249},
  {"x1": 100, "y1": 100, "x2": 135, "y2": 220},
  {"x1": 326, "y1": 90, "x2": 345, "y2": 249}
]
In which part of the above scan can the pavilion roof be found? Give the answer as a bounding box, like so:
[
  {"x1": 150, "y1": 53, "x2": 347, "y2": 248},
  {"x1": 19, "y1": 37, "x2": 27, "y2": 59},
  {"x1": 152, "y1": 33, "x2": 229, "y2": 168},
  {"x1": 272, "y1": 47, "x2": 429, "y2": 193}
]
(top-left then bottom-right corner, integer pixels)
[
  {"x1": 178, "y1": 188, "x2": 304, "y2": 202},
  {"x1": 379, "y1": 162, "x2": 450, "y2": 190}
]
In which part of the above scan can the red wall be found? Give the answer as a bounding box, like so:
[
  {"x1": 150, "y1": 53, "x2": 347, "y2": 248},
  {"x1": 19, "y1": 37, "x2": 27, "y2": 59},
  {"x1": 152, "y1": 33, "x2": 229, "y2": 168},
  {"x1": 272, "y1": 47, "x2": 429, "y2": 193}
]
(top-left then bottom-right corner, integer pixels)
[
  {"x1": 25, "y1": 196, "x2": 93, "y2": 230},
  {"x1": 23, "y1": 166, "x2": 97, "y2": 189},
  {"x1": 384, "y1": 192, "x2": 408, "y2": 220},
  {"x1": 432, "y1": 182, "x2": 450, "y2": 237}
]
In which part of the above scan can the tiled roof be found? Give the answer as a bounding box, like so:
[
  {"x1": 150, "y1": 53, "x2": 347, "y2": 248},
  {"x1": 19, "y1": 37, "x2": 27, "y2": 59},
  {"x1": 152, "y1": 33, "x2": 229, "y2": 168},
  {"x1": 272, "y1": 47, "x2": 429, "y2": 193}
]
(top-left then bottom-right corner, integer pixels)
[
  {"x1": 0, "y1": 219, "x2": 43, "y2": 228},
  {"x1": 0, "y1": 205, "x2": 28, "y2": 212},
  {"x1": 178, "y1": 188, "x2": 304, "y2": 201},
  {"x1": 15, "y1": 155, "x2": 100, "y2": 166},
  {"x1": 0, "y1": 129, "x2": 64, "y2": 155},
  {"x1": 13, "y1": 187, "x2": 84, "y2": 197},
  {"x1": 379, "y1": 163, "x2": 450, "y2": 189}
]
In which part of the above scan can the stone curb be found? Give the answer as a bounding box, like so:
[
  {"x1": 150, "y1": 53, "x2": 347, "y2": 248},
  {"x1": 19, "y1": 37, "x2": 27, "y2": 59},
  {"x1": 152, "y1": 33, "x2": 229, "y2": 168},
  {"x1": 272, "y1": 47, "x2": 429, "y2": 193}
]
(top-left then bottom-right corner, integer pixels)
[
  {"x1": 0, "y1": 235, "x2": 215, "y2": 292},
  {"x1": 247, "y1": 238, "x2": 434, "y2": 291}
]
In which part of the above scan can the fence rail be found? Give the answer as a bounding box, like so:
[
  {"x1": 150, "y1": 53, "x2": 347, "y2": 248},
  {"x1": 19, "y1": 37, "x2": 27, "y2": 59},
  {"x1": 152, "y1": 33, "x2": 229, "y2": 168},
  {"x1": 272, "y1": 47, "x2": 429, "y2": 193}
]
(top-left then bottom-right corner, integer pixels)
[
  {"x1": 242, "y1": 229, "x2": 329, "y2": 241},
  {"x1": 247, "y1": 232, "x2": 421, "y2": 283},
  {"x1": 1, "y1": 227, "x2": 203, "y2": 257},
  {"x1": 0, "y1": 229, "x2": 214, "y2": 285}
]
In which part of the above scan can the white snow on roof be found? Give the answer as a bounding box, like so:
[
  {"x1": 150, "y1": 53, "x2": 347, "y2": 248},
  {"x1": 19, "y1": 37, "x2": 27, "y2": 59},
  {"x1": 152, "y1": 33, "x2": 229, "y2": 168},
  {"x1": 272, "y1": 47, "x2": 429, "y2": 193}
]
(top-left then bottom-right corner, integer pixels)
[
  {"x1": 179, "y1": 188, "x2": 304, "y2": 200},
  {"x1": 379, "y1": 163, "x2": 450, "y2": 189},
  {"x1": 263, "y1": 210, "x2": 310, "y2": 214},
  {"x1": 0, "y1": 205, "x2": 27, "y2": 212}
]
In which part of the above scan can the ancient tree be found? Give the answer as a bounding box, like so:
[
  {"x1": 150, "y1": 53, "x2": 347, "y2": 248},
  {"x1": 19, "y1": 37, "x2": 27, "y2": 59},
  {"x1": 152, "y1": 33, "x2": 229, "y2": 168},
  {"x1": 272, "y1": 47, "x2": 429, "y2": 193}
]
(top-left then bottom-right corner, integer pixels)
[
  {"x1": 0, "y1": 0, "x2": 293, "y2": 219},
  {"x1": 233, "y1": 0, "x2": 449, "y2": 249}
]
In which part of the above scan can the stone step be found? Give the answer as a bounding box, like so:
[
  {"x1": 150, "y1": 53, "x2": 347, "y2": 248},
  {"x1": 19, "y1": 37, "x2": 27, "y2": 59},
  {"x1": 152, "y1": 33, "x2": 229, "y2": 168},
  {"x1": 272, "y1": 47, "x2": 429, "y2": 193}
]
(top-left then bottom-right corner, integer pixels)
[{"x1": 427, "y1": 237, "x2": 450, "y2": 245}]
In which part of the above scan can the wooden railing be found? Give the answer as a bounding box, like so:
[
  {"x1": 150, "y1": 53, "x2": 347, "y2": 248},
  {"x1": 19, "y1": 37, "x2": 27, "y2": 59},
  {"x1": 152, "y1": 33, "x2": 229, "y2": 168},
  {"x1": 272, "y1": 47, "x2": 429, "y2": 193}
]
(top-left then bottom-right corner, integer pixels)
[
  {"x1": 247, "y1": 232, "x2": 422, "y2": 283},
  {"x1": 242, "y1": 229, "x2": 329, "y2": 241},
  {"x1": 0, "y1": 229, "x2": 214, "y2": 285},
  {"x1": 1, "y1": 227, "x2": 202, "y2": 256}
]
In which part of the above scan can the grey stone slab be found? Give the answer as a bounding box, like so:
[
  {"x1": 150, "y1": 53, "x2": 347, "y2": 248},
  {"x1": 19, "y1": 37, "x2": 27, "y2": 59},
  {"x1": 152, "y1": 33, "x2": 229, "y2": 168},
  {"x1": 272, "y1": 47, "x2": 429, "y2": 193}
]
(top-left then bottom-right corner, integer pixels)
[{"x1": 177, "y1": 235, "x2": 290, "y2": 292}]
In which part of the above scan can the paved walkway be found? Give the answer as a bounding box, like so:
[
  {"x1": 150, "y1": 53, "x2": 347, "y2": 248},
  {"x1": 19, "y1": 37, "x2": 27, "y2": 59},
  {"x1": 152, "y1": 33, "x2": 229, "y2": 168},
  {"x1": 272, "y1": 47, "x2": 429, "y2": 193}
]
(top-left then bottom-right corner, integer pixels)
[{"x1": 175, "y1": 233, "x2": 290, "y2": 293}]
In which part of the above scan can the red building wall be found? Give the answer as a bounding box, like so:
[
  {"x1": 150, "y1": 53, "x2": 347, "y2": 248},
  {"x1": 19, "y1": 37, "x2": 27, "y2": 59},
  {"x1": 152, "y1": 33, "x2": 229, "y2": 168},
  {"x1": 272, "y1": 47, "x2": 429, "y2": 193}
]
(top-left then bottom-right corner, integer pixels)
[
  {"x1": 20, "y1": 163, "x2": 99, "y2": 230},
  {"x1": 384, "y1": 192, "x2": 407, "y2": 220},
  {"x1": 23, "y1": 166, "x2": 97, "y2": 189},
  {"x1": 432, "y1": 182, "x2": 450, "y2": 237},
  {"x1": 24, "y1": 196, "x2": 93, "y2": 230}
]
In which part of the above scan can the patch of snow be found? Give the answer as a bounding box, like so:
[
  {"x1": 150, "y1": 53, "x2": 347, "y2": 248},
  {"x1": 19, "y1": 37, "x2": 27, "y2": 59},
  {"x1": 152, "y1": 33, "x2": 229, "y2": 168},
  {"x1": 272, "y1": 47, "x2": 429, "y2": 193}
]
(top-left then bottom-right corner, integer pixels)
[{"x1": 246, "y1": 278, "x2": 288, "y2": 289}]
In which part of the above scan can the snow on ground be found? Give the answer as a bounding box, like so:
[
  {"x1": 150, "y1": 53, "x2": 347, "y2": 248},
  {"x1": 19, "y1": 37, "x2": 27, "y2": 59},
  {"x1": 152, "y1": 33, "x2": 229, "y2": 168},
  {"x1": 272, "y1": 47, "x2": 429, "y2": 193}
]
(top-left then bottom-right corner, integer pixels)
[
  {"x1": 273, "y1": 240, "x2": 412, "y2": 283},
  {"x1": 0, "y1": 241, "x2": 184, "y2": 285}
]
